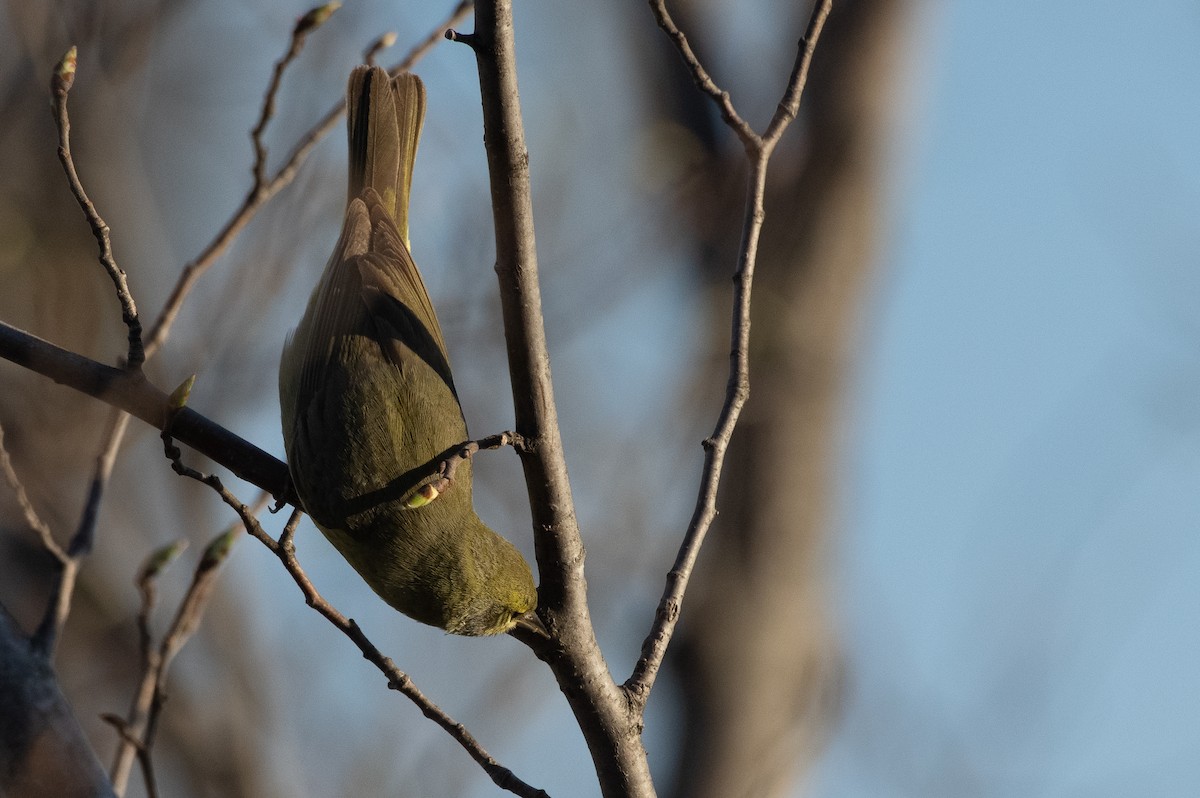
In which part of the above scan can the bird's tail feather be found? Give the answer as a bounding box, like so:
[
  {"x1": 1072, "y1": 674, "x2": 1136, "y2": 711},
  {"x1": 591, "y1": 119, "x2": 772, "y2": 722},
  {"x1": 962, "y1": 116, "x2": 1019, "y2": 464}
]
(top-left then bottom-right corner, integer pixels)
[{"x1": 346, "y1": 65, "x2": 426, "y2": 248}]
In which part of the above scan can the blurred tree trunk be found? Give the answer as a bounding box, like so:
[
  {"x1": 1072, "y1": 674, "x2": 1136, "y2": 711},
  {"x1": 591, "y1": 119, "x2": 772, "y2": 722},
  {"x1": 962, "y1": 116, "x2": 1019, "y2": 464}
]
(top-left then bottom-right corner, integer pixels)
[
  {"x1": 0, "y1": 608, "x2": 115, "y2": 798},
  {"x1": 655, "y1": 2, "x2": 917, "y2": 796}
]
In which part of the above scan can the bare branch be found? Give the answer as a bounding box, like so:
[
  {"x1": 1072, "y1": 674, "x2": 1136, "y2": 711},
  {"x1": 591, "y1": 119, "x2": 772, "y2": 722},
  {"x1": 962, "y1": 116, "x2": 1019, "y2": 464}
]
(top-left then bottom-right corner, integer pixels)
[
  {"x1": 765, "y1": 1, "x2": 834, "y2": 146},
  {"x1": 454, "y1": 2, "x2": 655, "y2": 795},
  {"x1": 50, "y1": 47, "x2": 145, "y2": 370},
  {"x1": 363, "y1": 31, "x2": 397, "y2": 66},
  {"x1": 0, "y1": 423, "x2": 64, "y2": 563},
  {"x1": 250, "y1": 2, "x2": 342, "y2": 190},
  {"x1": 427, "y1": 431, "x2": 525, "y2": 495},
  {"x1": 28, "y1": 37, "x2": 159, "y2": 636},
  {"x1": 453, "y1": 2, "x2": 588, "y2": 589},
  {"x1": 108, "y1": 537, "x2": 187, "y2": 797},
  {"x1": 645, "y1": 1, "x2": 758, "y2": 150},
  {"x1": 110, "y1": 506, "x2": 252, "y2": 796},
  {"x1": 31, "y1": 410, "x2": 130, "y2": 657},
  {"x1": 0, "y1": 321, "x2": 293, "y2": 503},
  {"x1": 101, "y1": 714, "x2": 156, "y2": 798},
  {"x1": 626, "y1": 0, "x2": 833, "y2": 705}
]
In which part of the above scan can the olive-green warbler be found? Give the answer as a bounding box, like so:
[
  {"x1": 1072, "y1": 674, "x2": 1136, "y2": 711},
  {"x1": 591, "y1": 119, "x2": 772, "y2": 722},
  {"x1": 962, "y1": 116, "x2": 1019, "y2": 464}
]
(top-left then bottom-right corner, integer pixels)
[{"x1": 279, "y1": 66, "x2": 537, "y2": 635}]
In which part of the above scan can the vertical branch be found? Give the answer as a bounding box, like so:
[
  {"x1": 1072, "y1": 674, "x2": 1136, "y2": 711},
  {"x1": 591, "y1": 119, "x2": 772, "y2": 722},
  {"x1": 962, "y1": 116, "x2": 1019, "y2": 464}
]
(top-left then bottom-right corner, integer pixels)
[
  {"x1": 108, "y1": 537, "x2": 188, "y2": 797},
  {"x1": 449, "y1": 3, "x2": 655, "y2": 796},
  {"x1": 50, "y1": 47, "x2": 144, "y2": 370},
  {"x1": 30, "y1": 53, "x2": 140, "y2": 641},
  {"x1": 452, "y1": 3, "x2": 582, "y2": 611},
  {"x1": 668, "y1": 3, "x2": 910, "y2": 793},
  {"x1": 108, "y1": 497, "x2": 252, "y2": 798}
]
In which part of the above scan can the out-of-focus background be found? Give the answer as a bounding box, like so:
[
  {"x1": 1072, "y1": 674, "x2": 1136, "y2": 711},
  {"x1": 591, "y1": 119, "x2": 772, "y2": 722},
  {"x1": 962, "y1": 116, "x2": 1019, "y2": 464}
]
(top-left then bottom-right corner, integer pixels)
[{"x1": 2, "y1": 1, "x2": 1199, "y2": 796}]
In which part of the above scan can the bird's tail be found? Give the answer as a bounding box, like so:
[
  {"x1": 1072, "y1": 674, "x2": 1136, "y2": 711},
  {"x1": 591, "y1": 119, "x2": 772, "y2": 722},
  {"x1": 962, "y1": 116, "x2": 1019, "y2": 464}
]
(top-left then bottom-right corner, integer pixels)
[{"x1": 346, "y1": 65, "x2": 426, "y2": 248}]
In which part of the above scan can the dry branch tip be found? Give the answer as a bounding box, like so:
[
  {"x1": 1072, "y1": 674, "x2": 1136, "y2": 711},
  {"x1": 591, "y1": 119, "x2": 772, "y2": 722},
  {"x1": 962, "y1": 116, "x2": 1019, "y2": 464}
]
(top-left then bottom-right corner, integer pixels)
[
  {"x1": 364, "y1": 31, "x2": 397, "y2": 65},
  {"x1": 295, "y1": 1, "x2": 341, "y2": 37},
  {"x1": 445, "y1": 29, "x2": 479, "y2": 49}
]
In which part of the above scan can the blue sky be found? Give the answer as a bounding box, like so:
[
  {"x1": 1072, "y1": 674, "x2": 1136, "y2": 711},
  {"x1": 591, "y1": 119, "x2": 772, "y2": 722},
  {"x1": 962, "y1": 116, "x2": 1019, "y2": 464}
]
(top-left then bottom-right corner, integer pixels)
[{"x1": 810, "y1": 2, "x2": 1200, "y2": 795}]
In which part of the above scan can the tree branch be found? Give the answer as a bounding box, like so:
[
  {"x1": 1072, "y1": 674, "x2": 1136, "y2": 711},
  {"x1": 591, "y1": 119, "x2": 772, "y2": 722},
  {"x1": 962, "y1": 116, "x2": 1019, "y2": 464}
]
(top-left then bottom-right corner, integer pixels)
[
  {"x1": 0, "y1": 320, "x2": 293, "y2": 502},
  {"x1": 450, "y1": 3, "x2": 654, "y2": 795},
  {"x1": 0, "y1": 424, "x2": 63, "y2": 563},
  {"x1": 250, "y1": 2, "x2": 342, "y2": 191},
  {"x1": 625, "y1": 0, "x2": 833, "y2": 705},
  {"x1": 110, "y1": 504, "x2": 252, "y2": 796},
  {"x1": 31, "y1": 409, "x2": 129, "y2": 657},
  {"x1": 50, "y1": 46, "x2": 145, "y2": 370},
  {"x1": 645, "y1": 1, "x2": 758, "y2": 150}
]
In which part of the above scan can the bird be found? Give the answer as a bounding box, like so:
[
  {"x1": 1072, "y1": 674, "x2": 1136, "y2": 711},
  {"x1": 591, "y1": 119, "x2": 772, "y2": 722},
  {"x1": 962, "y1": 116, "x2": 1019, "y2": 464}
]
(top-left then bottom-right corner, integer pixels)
[{"x1": 279, "y1": 65, "x2": 537, "y2": 636}]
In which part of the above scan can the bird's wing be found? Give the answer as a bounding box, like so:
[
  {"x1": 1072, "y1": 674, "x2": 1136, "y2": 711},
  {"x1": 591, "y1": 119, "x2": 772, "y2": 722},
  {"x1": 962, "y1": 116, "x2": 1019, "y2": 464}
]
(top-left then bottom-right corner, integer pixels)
[
  {"x1": 285, "y1": 197, "x2": 373, "y2": 414},
  {"x1": 356, "y1": 188, "x2": 460, "y2": 407}
]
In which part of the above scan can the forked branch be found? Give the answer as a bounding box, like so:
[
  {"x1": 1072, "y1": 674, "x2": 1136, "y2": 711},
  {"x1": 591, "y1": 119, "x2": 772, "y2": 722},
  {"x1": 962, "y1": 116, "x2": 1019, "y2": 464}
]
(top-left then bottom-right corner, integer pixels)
[{"x1": 626, "y1": 0, "x2": 833, "y2": 705}]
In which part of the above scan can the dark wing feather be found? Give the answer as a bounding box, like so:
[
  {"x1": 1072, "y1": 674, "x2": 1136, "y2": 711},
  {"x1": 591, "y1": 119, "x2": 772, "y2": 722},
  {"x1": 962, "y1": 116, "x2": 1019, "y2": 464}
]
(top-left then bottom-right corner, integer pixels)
[{"x1": 356, "y1": 189, "x2": 459, "y2": 406}]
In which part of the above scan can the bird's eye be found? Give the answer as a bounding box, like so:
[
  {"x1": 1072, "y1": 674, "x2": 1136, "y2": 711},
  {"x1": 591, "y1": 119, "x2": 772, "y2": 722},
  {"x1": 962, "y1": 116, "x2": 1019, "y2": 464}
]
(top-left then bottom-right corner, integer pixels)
[{"x1": 403, "y1": 483, "x2": 440, "y2": 509}]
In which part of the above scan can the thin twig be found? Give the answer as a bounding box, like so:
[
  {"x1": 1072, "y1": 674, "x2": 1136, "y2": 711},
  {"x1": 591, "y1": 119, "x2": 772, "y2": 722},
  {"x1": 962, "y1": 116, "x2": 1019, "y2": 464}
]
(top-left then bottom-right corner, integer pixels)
[
  {"x1": 363, "y1": 31, "x2": 397, "y2": 66},
  {"x1": 50, "y1": 46, "x2": 144, "y2": 370},
  {"x1": 453, "y1": 2, "x2": 649, "y2": 794},
  {"x1": 32, "y1": 46, "x2": 146, "y2": 660},
  {"x1": 646, "y1": 1, "x2": 758, "y2": 150},
  {"x1": 0, "y1": 422, "x2": 64, "y2": 563},
  {"x1": 159, "y1": 432, "x2": 548, "y2": 798},
  {"x1": 145, "y1": 516, "x2": 247, "y2": 793},
  {"x1": 101, "y1": 714, "x2": 158, "y2": 798},
  {"x1": 250, "y1": 2, "x2": 342, "y2": 190},
  {"x1": 110, "y1": 491, "x2": 255, "y2": 797},
  {"x1": 31, "y1": 409, "x2": 130, "y2": 657},
  {"x1": 765, "y1": 1, "x2": 833, "y2": 145},
  {"x1": 625, "y1": 0, "x2": 833, "y2": 705},
  {"x1": 109, "y1": 532, "x2": 188, "y2": 798}
]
